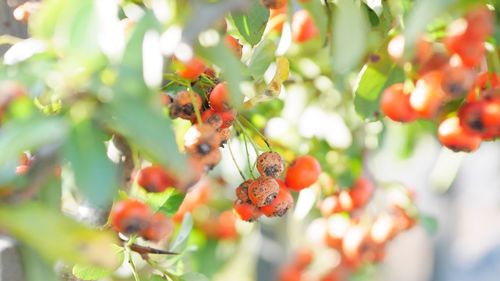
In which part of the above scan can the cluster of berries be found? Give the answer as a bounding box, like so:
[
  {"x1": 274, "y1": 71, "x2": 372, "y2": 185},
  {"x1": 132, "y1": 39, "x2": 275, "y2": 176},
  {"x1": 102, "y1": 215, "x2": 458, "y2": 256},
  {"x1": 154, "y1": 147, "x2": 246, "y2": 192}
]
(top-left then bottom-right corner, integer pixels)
[
  {"x1": 110, "y1": 199, "x2": 172, "y2": 242},
  {"x1": 233, "y1": 154, "x2": 321, "y2": 222},
  {"x1": 263, "y1": 1, "x2": 319, "y2": 43},
  {"x1": 381, "y1": 5, "x2": 498, "y2": 152},
  {"x1": 279, "y1": 184, "x2": 416, "y2": 281}
]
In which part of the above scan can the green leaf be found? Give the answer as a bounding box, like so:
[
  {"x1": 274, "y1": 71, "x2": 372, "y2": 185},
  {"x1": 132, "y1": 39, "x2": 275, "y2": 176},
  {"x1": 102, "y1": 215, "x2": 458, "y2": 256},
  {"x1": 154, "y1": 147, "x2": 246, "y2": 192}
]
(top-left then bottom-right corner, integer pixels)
[
  {"x1": 230, "y1": 0, "x2": 269, "y2": 46},
  {"x1": 72, "y1": 245, "x2": 124, "y2": 280},
  {"x1": 0, "y1": 202, "x2": 120, "y2": 268},
  {"x1": 39, "y1": 176, "x2": 62, "y2": 211},
  {"x1": 353, "y1": 52, "x2": 404, "y2": 121},
  {"x1": 420, "y1": 214, "x2": 438, "y2": 235},
  {"x1": 332, "y1": 0, "x2": 369, "y2": 73},
  {"x1": 65, "y1": 120, "x2": 118, "y2": 208},
  {"x1": 19, "y1": 244, "x2": 60, "y2": 281},
  {"x1": 0, "y1": 117, "x2": 68, "y2": 168},
  {"x1": 300, "y1": 0, "x2": 328, "y2": 42},
  {"x1": 100, "y1": 95, "x2": 186, "y2": 174},
  {"x1": 145, "y1": 188, "x2": 186, "y2": 216},
  {"x1": 170, "y1": 213, "x2": 193, "y2": 251},
  {"x1": 248, "y1": 39, "x2": 277, "y2": 80},
  {"x1": 180, "y1": 272, "x2": 209, "y2": 281}
]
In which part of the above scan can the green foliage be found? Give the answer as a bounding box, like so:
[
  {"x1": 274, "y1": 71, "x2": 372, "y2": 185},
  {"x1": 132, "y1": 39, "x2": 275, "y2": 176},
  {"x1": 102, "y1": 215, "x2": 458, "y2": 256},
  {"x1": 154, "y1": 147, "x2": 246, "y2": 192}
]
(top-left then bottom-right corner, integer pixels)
[
  {"x1": 146, "y1": 188, "x2": 186, "y2": 216},
  {"x1": 230, "y1": 0, "x2": 269, "y2": 46}
]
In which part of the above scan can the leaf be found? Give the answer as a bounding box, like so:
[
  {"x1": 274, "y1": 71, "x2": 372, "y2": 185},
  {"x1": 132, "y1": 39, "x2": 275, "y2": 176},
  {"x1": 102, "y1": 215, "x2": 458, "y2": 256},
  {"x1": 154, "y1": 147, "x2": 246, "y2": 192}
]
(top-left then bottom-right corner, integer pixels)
[
  {"x1": 266, "y1": 57, "x2": 289, "y2": 96},
  {"x1": 170, "y1": 213, "x2": 193, "y2": 251},
  {"x1": 419, "y1": 214, "x2": 438, "y2": 235},
  {"x1": 0, "y1": 202, "x2": 120, "y2": 268},
  {"x1": 65, "y1": 120, "x2": 118, "y2": 208},
  {"x1": 353, "y1": 52, "x2": 404, "y2": 121},
  {"x1": 230, "y1": 0, "x2": 269, "y2": 46},
  {"x1": 0, "y1": 117, "x2": 68, "y2": 168},
  {"x1": 180, "y1": 272, "x2": 209, "y2": 281},
  {"x1": 100, "y1": 95, "x2": 186, "y2": 174},
  {"x1": 300, "y1": 0, "x2": 328, "y2": 42},
  {"x1": 39, "y1": 176, "x2": 62, "y2": 211},
  {"x1": 248, "y1": 39, "x2": 276, "y2": 80},
  {"x1": 332, "y1": 0, "x2": 369, "y2": 73},
  {"x1": 72, "y1": 245, "x2": 124, "y2": 280},
  {"x1": 19, "y1": 244, "x2": 60, "y2": 281},
  {"x1": 146, "y1": 188, "x2": 186, "y2": 216}
]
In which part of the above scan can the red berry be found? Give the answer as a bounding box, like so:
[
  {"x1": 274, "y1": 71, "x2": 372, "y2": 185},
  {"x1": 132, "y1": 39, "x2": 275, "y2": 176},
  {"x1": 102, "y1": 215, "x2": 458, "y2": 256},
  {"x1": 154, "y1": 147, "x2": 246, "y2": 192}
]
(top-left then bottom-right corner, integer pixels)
[
  {"x1": 110, "y1": 200, "x2": 151, "y2": 234},
  {"x1": 224, "y1": 35, "x2": 242, "y2": 58},
  {"x1": 175, "y1": 57, "x2": 206, "y2": 80},
  {"x1": 292, "y1": 10, "x2": 319, "y2": 43},
  {"x1": 209, "y1": 83, "x2": 231, "y2": 112},
  {"x1": 141, "y1": 213, "x2": 173, "y2": 241},
  {"x1": 233, "y1": 199, "x2": 262, "y2": 222},
  {"x1": 260, "y1": 0, "x2": 287, "y2": 9},
  {"x1": 380, "y1": 83, "x2": 418, "y2": 122},
  {"x1": 348, "y1": 178, "x2": 374, "y2": 209},
  {"x1": 438, "y1": 116, "x2": 481, "y2": 152},
  {"x1": 256, "y1": 151, "x2": 284, "y2": 178},
  {"x1": 248, "y1": 177, "x2": 280, "y2": 207},
  {"x1": 137, "y1": 165, "x2": 177, "y2": 193},
  {"x1": 410, "y1": 71, "x2": 446, "y2": 118},
  {"x1": 260, "y1": 186, "x2": 294, "y2": 217},
  {"x1": 466, "y1": 72, "x2": 500, "y2": 102},
  {"x1": 235, "y1": 179, "x2": 253, "y2": 203},
  {"x1": 285, "y1": 155, "x2": 321, "y2": 191}
]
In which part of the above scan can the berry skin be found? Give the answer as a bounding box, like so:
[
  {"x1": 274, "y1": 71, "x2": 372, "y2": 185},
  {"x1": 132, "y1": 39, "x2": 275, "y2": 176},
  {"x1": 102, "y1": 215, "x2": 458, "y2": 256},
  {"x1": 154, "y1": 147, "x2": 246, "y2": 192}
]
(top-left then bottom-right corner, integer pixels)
[
  {"x1": 459, "y1": 100, "x2": 488, "y2": 136},
  {"x1": 175, "y1": 57, "x2": 206, "y2": 80},
  {"x1": 438, "y1": 116, "x2": 481, "y2": 152},
  {"x1": 410, "y1": 71, "x2": 445, "y2": 119},
  {"x1": 441, "y1": 65, "x2": 474, "y2": 99},
  {"x1": 285, "y1": 155, "x2": 321, "y2": 191},
  {"x1": 209, "y1": 83, "x2": 231, "y2": 112},
  {"x1": 380, "y1": 83, "x2": 418, "y2": 122},
  {"x1": 198, "y1": 148, "x2": 222, "y2": 171},
  {"x1": 292, "y1": 10, "x2": 319, "y2": 43},
  {"x1": 224, "y1": 35, "x2": 242, "y2": 58},
  {"x1": 233, "y1": 199, "x2": 262, "y2": 222},
  {"x1": 110, "y1": 200, "x2": 151, "y2": 235},
  {"x1": 169, "y1": 91, "x2": 203, "y2": 121},
  {"x1": 348, "y1": 178, "x2": 374, "y2": 209},
  {"x1": 184, "y1": 124, "x2": 221, "y2": 157},
  {"x1": 248, "y1": 176, "x2": 280, "y2": 207},
  {"x1": 217, "y1": 127, "x2": 231, "y2": 147},
  {"x1": 236, "y1": 179, "x2": 253, "y2": 203},
  {"x1": 370, "y1": 214, "x2": 398, "y2": 244},
  {"x1": 466, "y1": 72, "x2": 500, "y2": 102},
  {"x1": 218, "y1": 110, "x2": 236, "y2": 128},
  {"x1": 260, "y1": 186, "x2": 294, "y2": 217},
  {"x1": 256, "y1": 151, "x2": 284, "y2": 178},
  {"x1": 200, "y1": 109, "x2": 223, "y2": 129},
  {"x1": 260, "y1": 0, "x2": 287, "y2": 9},
  {"x1": 137, "y1": 165, "x2": 177, "y2": 192},
  {"x1": 141, "y1": 213, "x2": 173, "y2": 241}
]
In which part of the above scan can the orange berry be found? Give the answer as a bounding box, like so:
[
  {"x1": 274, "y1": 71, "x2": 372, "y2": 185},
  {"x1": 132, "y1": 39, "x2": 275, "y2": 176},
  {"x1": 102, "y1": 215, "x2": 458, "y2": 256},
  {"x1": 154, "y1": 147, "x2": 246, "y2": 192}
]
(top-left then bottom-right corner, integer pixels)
[
  {"x1": 292, "y1": 10, "x2": 319, "y2": 43},
  {"x1": 141, "y1": 213, "x2": 173, "y2": 241},
  {"x1": 224, "y1": 35, "x2": 242, "y2": 58},
  {"x1": 348, "y1": 178, "x2": 374, "y2": 209},
  {"x1": 169, "y1": 91, "x2": 203, "y2": 121},
  {"x1": 410, "y1": 71, "x2": 446, "y2": 118},
  {"x1": 209, "y1": 83, "x2": 231, "y2": 112},
  {"x1": 248, "y1": 176, "x2": 280, "y2": 207},
  {"x1": 110, "y1": 200, "x2": 151, "y2": 234},
  {"x1": 285, "y1": 155, "x2": 321, "y2": 191},
  {"x1": 260, "y1": 0, "x2": 287, "y2": 9},
  {"x1": 233, "y1": 199, "x2": 262, "y2": 222},
  {"x1": 260, "y1": 186, "x2": 294, "y2": 217},
  {"x1": 256, "y1": 151, "x2": 284, "y2": 178},
  {"x1": 137, "y1": 165, "x2": 177, "y2": 192},
  {"x1": 175, "y1": 57, "x2": 206, "y2": 80},
  {"x1": 235, "y1": 179, "x2": 253, "y2": 203},
  {"x1": 466, "y1": 72, "x2": 500, "y2": 102},
  {"x1": 380, "y1": 83, "x2": 418, "y2": 122},
  {"x1": 438, "y1": 116, "x2": 481, "y2": 152}
]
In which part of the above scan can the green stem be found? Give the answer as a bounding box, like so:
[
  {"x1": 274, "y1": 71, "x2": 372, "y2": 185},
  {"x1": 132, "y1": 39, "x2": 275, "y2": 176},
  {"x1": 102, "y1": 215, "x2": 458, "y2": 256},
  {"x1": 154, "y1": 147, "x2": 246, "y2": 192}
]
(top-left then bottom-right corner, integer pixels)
[
  {"x1": 485, "y1": 42, "x2": 500, "y2": 74},
  {"x1": 126, "y1": 247, "x2": 141, "y2": 281},
  {"x1": 235, "y1": 120, "x2": 261, "y2": 156},
  {"x1": 242, "y1": 132, "x2": 256, "y2": 179},
  {"x1": 237, "y1": 116, "x2": 272, "y2": 151},
  {"x1": 227, "y1": 138, "x2": 246, "y2": 181},
  {"x1": 187, "y1": 85, "x2": 203, "y2": 124}
]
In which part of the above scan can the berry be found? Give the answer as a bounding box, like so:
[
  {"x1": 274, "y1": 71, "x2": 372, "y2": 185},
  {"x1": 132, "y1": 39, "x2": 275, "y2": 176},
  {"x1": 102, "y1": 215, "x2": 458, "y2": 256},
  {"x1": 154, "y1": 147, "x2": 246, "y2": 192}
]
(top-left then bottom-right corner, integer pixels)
[
  {"x1": 260, "y1": 0, "x2": 287, "y2": 9},
  {"x1": 209, "y1": 83, "x2": 231, "y2": 112},
  {"x1": 141, "y1": 213, "x2": 173, "y2": 241},
  {"x1": 441, "y1": 65, "x2": 474, "y2": 99},
  {"x1": 236, "y1": 179, "x2": 253, "y2": 203},
  {"x1": 218, "y1": 127, "x2": 231, "y2": 147},
  {"x1": 201, "y1": 109, "x2": 223, "y2": 129},
  {"x1": 438, "y1": 116, "x2": 481, "y2": 152},
  {"x1": 292, "y1": 249, "x2": 314, "y2": 269},
  {"x1": 137, "y1": 165, "x2": 177, "y2": 192},
  {"x1": 217, "y1": 211, "x2": 238, "y2": 240},
  {"x1": 370, "y1": 214, "x2": 398, "y2": 244},
  {"x1": 197, "y1": 148, "x2": 222, "y2": 171},
  {"x1": 175, "y1": 57, "x2": 206, "y2": 80},
  {"x1": 260, "y1": 186, "x2": 294, "y2": 217},
  {"x1": 466, "y1": 72, "x2": 500, "y2": 102},
  {"x1": 292, "y1": 10, "x2": 319, "y2": 43},
  {"x1": 110, "y1": 200, "x2": 151, "y2": 234},
  {"x1": 410, "y1": 71, "x2": 445, "y2": 118},
  {"x1": 224, "y1": 35, "x2": 242, "y2": 58},
  {"x1": 285, "y1": 155, "x2": 321, "y2": 191},
  {"x1": 256, "y1": 151, "x2": 284, "y2": 178},
  {"x1": 248, "y1": 176, "x2": 280, "y2": 207},
  {"x1": 325, "y1": 214, "x2": 351, "y2": 249},
  {"x1": 169, "y1": 91, "x2": 203, "y2": 121},
  {"x1": 233, "y1": 199, "x2": 262, "y2": 222},
  {"x1": 458, "y1": 100, "x2": 488, "y2": 135},
  {"x1": 380, "y1": 83, "x2": 418, "y2": 122},
  {"x1": 184, "y1": 124, "x2": 221, "y2": 157},
  {"x1": 348, "y1": 178, "x2": 374, "y2": 209}
]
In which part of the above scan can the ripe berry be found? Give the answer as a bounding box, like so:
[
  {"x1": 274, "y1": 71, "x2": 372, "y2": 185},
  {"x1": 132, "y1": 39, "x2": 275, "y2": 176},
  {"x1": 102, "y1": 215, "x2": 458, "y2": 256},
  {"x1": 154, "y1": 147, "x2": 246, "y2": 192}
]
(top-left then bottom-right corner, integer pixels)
[
  {"x1": 380, "y1": 83, "x2": 418, "y2": 122},
  {"x1": 441, "y1": 65, "x2": 474, "y2": 99},
  {"x1": 348, "y1": 178, "x2": 374, "y2": 209},
  {"x1": 410, "y1": 71, "x2": 445, "y2": 118},
  {"x1": 184, "y1": 124, "x2": 221, "y2": 157},
  {"x1": 438, "y1": 116, "x2": 481, "y2": 152},
  {"x1": 466, "y1": 72, "x2": 500, "y2": 102},
  {"x1": 292, "y1": 249, "x2": 314, "y2": 269},
  {"x1": 110, "y1": 200, "x2": 151, "y2": 234},
  {"x1": 325, "y1": 214, "x2": 351, "y2": 249},
  {"x1": 169, "y1": 91, "x2": 203, "y2": 121},
  {"x1": 218, "y1": 127, "x2": 231, "y2": 146},
  {"x1": 209, "y1": 83, "x2": 231, "y2": 112},
  {"x1": 260, "y1": 0, "x2": 287, "y2": 9},
  {"x1": 141, "y1": 213, "x2": 173, "y2": 241},
  {"x1": 236, "y1": 179, "x2": 253, "y2": 203},
  {"x1": 248, "y1": 176, "x2": 280, "y2": 207},
  {"x1": 256, "y1": 151, "x2": 284, "y2": 178},
  {"x1": 285, "y1": 155, "x2": 321, "y2": 191},
  {"x1": 197, "y1": 148, "x2": 222, "y2": 171},
  {"x1": 260, "y1": 186, "x2": 294, "y2": 217},
  {"x1": 201, "y1": 109, "x2": 223, "y2": 129},
  {"x1": 217, "y1": 211, "x2": 238, "y2": 240},
  {"x1": 137, "y1": 165, "x2": 177, "y2": 192},
  {"x1": 459, "y1": 100, "x2": 488, "y2": 135},
  {"x1": 464, "y1": 5, "x2": 494, "y2": 40},
  {"x1": 370, "y1": 214, "x2": 398, "y2": 244},
  {"x1": 233, "y1": 199, "x2": 262, "y2": 222},
  {"x1": 175, "y1": 57, "x2": 206, "y2": 80},
  {"x1": 267, "y1": 6, "x2": 287, "y2": 33},
  {"x1": 292, "y1": 10, "x2": 319, "y2": 43},
  {"x1": 387, "y1": 35, "x2": 432, "y2": 65},
  {"x1": 224, "y1": 35, "x2": 242, "y2": 58}
]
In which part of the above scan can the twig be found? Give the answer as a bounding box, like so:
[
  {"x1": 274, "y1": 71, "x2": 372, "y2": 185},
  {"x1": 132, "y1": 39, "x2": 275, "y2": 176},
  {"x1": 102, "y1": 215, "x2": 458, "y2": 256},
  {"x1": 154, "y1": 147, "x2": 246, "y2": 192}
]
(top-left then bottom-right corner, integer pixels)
[
  {"x1": 237, "y1": 116, "x2": 272, "y2": 151},
  {"x1": 227, "y1": 138, "x2": 246, "y2": 181}
]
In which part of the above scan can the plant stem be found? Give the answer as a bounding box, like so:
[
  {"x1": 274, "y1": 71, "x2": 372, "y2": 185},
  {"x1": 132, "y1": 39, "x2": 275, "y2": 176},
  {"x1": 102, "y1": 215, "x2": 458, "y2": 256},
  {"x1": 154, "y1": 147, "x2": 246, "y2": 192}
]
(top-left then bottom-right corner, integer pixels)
[
  {"x1": 242, "y1": 132, "x2": 256, "y2": 179},
  {"x1": 227, "y1": 138, "x2": 247, "y2": 181},
  {"x1": 235, "y1": 119, "x2": 260, "y2": 156},
  {"x1": 237, "y1": 116, "x2": 272, "y2": 151},
  {"x1": 187, "y1": 85, "x2": 203, "y2": 124}
]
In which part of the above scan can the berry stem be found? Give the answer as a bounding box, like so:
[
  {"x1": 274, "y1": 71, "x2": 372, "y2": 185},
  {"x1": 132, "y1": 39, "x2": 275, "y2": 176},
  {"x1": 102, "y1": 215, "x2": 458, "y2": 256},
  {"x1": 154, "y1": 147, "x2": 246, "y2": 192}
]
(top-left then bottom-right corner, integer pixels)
[
  {"x1": 237, "y1": 116, "x2": 272, "y2": 151},
  {"x1": 242, "y1": 132, "x2": 256, "y2": 179},
  {"x1": 227, "y1": 138, "x2": 247, "y2": 181},
  {"x1": 235, "y1": 119, "x2": 260, "y2": 156},
  {"x1": 126, "y1": 237, "x2": 142, "y2": 281},
  {"x1": 485, "y1": 42, "x2": 500, "y2": 74},
  {"x1": 187, "y1": 85, "x2": 203, "y2": 124}
]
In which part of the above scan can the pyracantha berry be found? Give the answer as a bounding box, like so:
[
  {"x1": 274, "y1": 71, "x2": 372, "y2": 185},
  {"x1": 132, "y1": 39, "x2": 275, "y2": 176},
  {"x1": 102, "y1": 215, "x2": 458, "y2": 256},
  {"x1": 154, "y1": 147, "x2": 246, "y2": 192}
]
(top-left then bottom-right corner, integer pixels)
[
  {"x1": 184, "y1": 124, "x2": 221, "y2": 157},
  {"x1": 260, "y1": 0, "x2": 287, "y2": 10},
  {"x1": 260, "y1": 186, "x2": 294, "y2": 217},
  {"x1": 256, "y1": 151, "x2": 284, "y2": 178},
  {"x1": 175, "y1": 57, "x2": 206, "y2": 80},
  {"x1": 233, "y1": 199, "x2": 262, "y2": 222},
  {"x1": 224, "y1": 35, "x2": 243, "y2": 58},
  {"x1": 218, "y1": 127, "x2": 231, "y2": 147},
  {"x1": 248, "y1": 176, "x2": 280, "y2": 207},
  {"x1": 136, "y1": 165, "x2": 177, "y2": 192},
  {"x1": 169, "y1": 91, "x2": 202, "y2": 121},
  {"x1": 110, "y1": 200, "x2": 151, "y2": 235},
  {"x1": 348, "y1": 178, "x2": 375, "y2": 209},
  {"x1": 410, "y1": 71, "x2": 445, "y2": 119},
  {"x1": 438, "y1": 116, "x2": 481, "y2": 152},
  {"x1": 140, "y1": 212, "x2": 173, "y2": 241},
  {"x1": 292, "y1": 10, "x2": 319, "y2": 43},
  {"x1": 380, "y1": 83, "x2": 418, "y2": 122},
  {"x1": 285, "y1": 155, "x2": 321, "y2": 191},
  {"x1": 236, "y1": 179, "x2": 253, "y2": 203},
  {"x1": 201, "y1": 109, "x2": 223, "y2": 129},
  {"x1": 209, "y1": 83, "x2": 231, "y2": 112}
]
